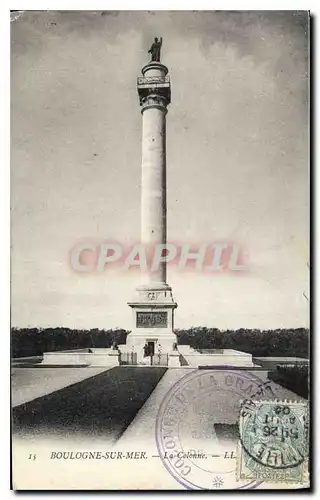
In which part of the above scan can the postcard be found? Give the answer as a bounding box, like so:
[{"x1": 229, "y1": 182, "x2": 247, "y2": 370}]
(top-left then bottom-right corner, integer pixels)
[{"x1": 11, "y1": 10, "x2": 310, "y2": 490}]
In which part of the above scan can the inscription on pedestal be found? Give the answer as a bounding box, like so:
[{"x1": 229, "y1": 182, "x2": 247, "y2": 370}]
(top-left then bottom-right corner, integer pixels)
[{"x1": 136, "y1": 311, "x2": 168, "y2": 328}]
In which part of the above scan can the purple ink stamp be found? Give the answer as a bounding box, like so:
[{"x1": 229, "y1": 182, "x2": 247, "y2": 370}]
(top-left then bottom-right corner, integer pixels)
[{"x1": 155, "y1": 369, "x2": 276, "y2": 490}]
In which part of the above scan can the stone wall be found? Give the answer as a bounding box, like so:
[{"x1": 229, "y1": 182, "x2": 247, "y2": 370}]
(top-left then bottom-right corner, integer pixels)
[{"x1": 42, "y1": 350, "x2": 119, "y2": 367}]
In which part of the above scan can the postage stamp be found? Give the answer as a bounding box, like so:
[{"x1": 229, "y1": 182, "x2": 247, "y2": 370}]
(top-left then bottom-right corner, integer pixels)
[{"x1": 237, "y1": 400, "x2": 309, "y2": 484}]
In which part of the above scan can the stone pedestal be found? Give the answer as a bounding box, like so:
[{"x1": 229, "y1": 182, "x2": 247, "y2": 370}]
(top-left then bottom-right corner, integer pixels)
[{"x1": 127, "y1": 285, "x2": 177, "y2": 360}]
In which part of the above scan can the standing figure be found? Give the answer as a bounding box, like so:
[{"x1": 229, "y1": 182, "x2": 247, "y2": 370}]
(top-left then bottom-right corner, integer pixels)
[
  {"x1": 148, "y1": 37, "x2": 163, "y2": 62},
  {"x1": 143, "y1": 343, "x2": 149, "y2": 357}
]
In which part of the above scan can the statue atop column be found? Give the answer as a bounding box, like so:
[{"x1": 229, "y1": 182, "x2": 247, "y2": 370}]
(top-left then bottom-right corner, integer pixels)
[{"x1": 148, "y1": 37, "x2": 163, "y2": 62}]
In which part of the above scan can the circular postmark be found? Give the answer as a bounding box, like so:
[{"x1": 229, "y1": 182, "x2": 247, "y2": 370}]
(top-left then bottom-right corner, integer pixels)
[
  {"x1": 239, "y1": 401, "x2": 307, "y2": 471},
  {"x1": 155, "y1": 369, "x2": 276, "y2": 490}
]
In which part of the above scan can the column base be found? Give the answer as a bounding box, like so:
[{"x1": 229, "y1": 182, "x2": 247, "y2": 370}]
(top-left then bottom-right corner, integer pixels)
[
  {"x1": 126, "y1": 284, "x2": 178, "y2": 360},
  {"x1": 125, "y1": 331, "x2": 177, "y2": 362}
]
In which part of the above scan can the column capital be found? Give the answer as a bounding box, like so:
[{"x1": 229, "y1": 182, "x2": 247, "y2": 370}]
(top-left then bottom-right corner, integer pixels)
[
  {"x1": 141, "y1": 94, "x2": 169, "y2": 114},
  {"x1": 137, "y1": 63, "x2": 171, "y2": 107}
]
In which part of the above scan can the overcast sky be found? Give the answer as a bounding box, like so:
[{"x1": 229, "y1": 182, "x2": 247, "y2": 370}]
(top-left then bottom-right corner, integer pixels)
[{"x1": 11, "y1": 10, "x2": 309, "y2": 330}]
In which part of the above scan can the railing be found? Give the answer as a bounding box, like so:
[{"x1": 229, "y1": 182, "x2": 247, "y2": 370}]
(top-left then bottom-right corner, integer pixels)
[
  {"x1": 137, "y1": 75, "x2": 170, "y2": 86},
  {"x1": 151, "y1": 353, "x2": 168, "y2": 366},
  {"x1": 120, "y1": 352, "x2": 138, "y2": 365}
]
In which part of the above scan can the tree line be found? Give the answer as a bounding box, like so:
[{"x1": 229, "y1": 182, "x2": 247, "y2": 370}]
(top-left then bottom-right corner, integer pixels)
[{"x1": 11, "y1": 327, "x2": 309, "y2": 359}]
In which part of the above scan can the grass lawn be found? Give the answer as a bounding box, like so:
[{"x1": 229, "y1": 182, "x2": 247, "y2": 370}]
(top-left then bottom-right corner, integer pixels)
[{"x1": 12, "y1": 366, "x2": 167, "y2": 441}]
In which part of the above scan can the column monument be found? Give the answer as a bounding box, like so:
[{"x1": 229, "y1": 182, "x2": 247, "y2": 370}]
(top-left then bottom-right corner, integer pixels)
[
  {"x1": 40, "y1": 39, "x2": 254, "y2": 369},
  {"x1": 126, "y1": 38, "x2": 178, "y2": 359}
]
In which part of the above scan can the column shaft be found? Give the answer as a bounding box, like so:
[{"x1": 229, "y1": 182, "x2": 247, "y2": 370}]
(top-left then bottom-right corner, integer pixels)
[{"x1": 141, "y1": 106, "x2": 167, "y2": 284}]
